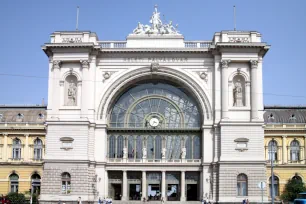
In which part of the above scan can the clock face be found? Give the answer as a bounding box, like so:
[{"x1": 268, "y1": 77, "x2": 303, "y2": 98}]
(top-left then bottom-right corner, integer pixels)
[{"x1": 149, "y1": 118, "x2": 159, "y2": 127}]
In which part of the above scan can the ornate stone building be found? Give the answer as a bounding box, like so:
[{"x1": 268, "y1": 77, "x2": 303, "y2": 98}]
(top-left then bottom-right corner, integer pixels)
[
  {"x1": 39, "y1": 7, "x2": 270, "y2": 204},
  {"x1": 264, "y1": 106, "x2": 306, "y2": 199},
  {"x1": 0, "y1": 105, "x2": 46, "y2": 195}
]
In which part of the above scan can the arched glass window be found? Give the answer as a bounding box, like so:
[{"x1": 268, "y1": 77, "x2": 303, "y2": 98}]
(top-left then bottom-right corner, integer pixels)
[
  {"x1": 136, "y1": 136, "x2": 142, "y2": 159},
  {"x1": 31, "y1": 173, "x2": 41, "y2": 195},
  {"x1": 147, "y1": 136, "x2": 154, "y2": 159},
  {"x1": 109, "y1": 82, "x2": 202, "y2": 162},
  {"x1": 155, "y1": 136, "x2": 162, "y2": 159},
  {"x1": 10, "y1": 173, "x2": 19, "y2": 193},
  {"x1": 269, "y1": 176, "x2": 279, "y2": 197},
  {"x1": 61, "y1": 172, "x2": 71, "y2": 194},
  {"x1": 237, "y1": 174, "x2": 248, "y2": 196},
  {"x1": 34, "y1": 138, "x2": 43, "y2": 160},
  {"x1": 185, "y1": 136, "x2": 192, "y2": 159},
  {"x1": 293, "y1": 175, "x2": 302, "y2": 182},
  {"x1": 268, "y1": 140, "x2": 278, "y2": 161},
  {"x1": 109, "y1": 136, "x2": 116, "y2": 158},
  {"x1": 12, "y1": 138, "x2": 21, "y2": 160},
  {"x1": 290, "y1": 140, "x2": 300, "y2": 162},
  {"x1": 193, "y1": 136, "x2": 201, "y2": 159},
  {"x1": 117, "y1": 136, "x2": 124, "y2": 158}
]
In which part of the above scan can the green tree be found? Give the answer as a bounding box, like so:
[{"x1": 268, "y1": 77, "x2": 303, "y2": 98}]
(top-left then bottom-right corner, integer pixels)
[
  {"x1": 281, "y1": 178, "x2": 306, "y2": 201},
  {"x1": 6, "y1": 192, "x2": 27, "y2": 204}
]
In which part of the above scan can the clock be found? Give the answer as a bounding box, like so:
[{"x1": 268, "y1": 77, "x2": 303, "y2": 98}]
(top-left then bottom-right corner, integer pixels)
[{"x1": 149, "y1": 118, "x2": 159, "y2": 127}]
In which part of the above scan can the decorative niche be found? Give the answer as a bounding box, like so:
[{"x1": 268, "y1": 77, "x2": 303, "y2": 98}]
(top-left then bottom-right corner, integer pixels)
[
  {"x1": 60, "y1": 137, "x2": 74, "y2": 150},
  {"x1": 234, "y1": 138, "x2": 249, "y2": 152}
]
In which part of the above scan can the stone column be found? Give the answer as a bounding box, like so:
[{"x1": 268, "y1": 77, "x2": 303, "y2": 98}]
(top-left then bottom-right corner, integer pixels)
[
  {"x1": 250, "y1": 60, "x2": 259, "y2": 120},
  {"x1": 282, "y1": 135, "x2": 287, "y2": 164},
  {"x1": 25, "y1": 134, "x2": 29, "y2": 161},
  {"x1": 122, "y1": 170, "x2": 127, "y2": 200},
  {"x1": 221, "y1": 60, "x2": 230, "y2": 119},
  {"x1": 180, "y1": 171, "x2": 186, "y2": 201},
  {"x1": 142, "y1": 171, "x2": 146, "y2": 200},
  {"x1": 245, "y1": 81, "x2": 251, "y2": 107},
  {"x1": 162, "y1": 171, "x2": 166, "y2": 201},
  {"x1": 105, "y1": 170, "x2": 108, "y2": 198},
  {"x1": 80, "y1": 60, "x2": 89, "y2": 117}
]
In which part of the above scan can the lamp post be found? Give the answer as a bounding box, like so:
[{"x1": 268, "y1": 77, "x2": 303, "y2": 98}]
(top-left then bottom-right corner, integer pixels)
[{"x1": 270, "y1": 138, "x2": 275, "y2": 204}]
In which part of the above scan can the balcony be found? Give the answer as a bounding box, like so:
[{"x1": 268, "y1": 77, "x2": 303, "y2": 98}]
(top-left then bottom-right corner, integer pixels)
[{"x1": 107, "y1": 158, "x2": 201, "y2": 164}]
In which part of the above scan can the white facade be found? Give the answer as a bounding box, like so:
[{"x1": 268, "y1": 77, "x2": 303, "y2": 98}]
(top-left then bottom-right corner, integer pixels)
[{"x1": 40, "y1": 8, "x2": 270, "y2": 204}]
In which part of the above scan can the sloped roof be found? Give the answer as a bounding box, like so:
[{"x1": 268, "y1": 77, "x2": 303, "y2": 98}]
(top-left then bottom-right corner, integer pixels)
[
  {"x1": 264, "y1": 106, "x2": 306, "y2": 124},
  {"x1": 0, "y1": 105, "x2": 47, "y2": 123}
]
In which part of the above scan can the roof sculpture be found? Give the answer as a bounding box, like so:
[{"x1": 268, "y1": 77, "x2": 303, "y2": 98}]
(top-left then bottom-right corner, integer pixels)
[{"x1": 131, "y1": 5, "x2": 180, "y2": 35}]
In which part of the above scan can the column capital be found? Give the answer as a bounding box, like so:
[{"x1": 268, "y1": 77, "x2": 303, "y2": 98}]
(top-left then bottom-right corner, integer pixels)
[
  {"x1": 24, "y1": 134, "x2": 30, "y2": 137},
  {"x1": 221, "y1": 59, "x2": 231, "y2": 68},
  {"x1": 250, "y1": 60, "x2": 258, "y2": 68},
  {"x1": 282, "y1": 135, "x2": 288, "y2": 138},
  {"x1": 80, "y1": 60, "x2": 89, "y2": 69},
  {"x1": 53, "y1": 60, "x2": 62, "y2": 69}
]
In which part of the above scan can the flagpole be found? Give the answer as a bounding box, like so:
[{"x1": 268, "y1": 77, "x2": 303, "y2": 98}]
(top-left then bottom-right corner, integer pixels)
[
  {"x1": 233, "y1": 5, "x2": 236, "y2": 31},
  {"x1": 76, "y1": 6, "x2": 79, "y2": 31}
]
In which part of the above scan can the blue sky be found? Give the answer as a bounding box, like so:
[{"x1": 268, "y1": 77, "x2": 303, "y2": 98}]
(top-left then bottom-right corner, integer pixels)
[{"x1": 0, "y1": 0, "x2": 305, "y2": 106}]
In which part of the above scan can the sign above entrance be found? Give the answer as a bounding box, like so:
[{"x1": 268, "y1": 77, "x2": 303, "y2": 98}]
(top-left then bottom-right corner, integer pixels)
[{"x1": 123, "y1": 57, "x2": 188, "y2": 63}]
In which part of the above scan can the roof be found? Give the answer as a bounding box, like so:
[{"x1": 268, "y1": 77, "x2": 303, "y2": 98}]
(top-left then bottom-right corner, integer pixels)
[
  {"x1": 0, "y1": 105, "x2": 47, "y2": 123},
  {"x1": 264, "y1": 106, "x2": 306, "y2": 124}
]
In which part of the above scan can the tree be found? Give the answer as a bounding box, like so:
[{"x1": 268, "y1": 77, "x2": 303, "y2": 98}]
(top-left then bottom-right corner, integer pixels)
[
  {"x1": 281, "y1": 178, "x2": 306, "y2": 201},
  {"x1": 6, "y1": 192, "x2": 27, "y2": 204}
]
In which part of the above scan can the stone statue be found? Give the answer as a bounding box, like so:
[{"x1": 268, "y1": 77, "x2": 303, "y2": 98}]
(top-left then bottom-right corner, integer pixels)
[
  {"x1": 150, "y1": 5, "x2": 162, "y2": 32},
  {"x1": 181, "y1": 147, "x2": 186, "y2": 159},
  {"x1": 162, "y1": 148, "x2": 166, "y2": 159},
  {"x1": 123, "y1": 148, "x2": 128, "y2": 159},
  {"x1": 233, "y1": 80, "x2": 243, "y2": 107},
  {"x1": 67, "y1": 80, "x2": 77, "y2": 106},
  {"x1": 142, "y1": 147, "x2": 147, "y2": 159},
  {"x1": 133, "y1": 22, "x2": 145, "y2": 34}
]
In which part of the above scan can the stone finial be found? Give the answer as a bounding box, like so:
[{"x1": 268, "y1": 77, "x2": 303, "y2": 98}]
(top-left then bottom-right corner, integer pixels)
[
  {"x1": 221, "y1": 60, "x2": 231, "y2": 68},
  {"x1": 53, "y1": 60, "x2": 61, "y2": 69}
]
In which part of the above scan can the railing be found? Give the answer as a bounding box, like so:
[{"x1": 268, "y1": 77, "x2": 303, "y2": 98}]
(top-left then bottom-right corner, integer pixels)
[
  {"x1": 99, "y1": 41, "x2": 212, "y2": 49},
  {"x1": 107, "y1": 158, "x2": 201, "y2": 163},
  {"x1": 184, "y1": 41, "x2": 211, "y2": 48}
]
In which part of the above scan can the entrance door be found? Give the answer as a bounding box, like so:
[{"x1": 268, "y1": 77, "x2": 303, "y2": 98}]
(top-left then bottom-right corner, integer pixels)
[
  {"x1": 167, "y1": 184, "x2": 179, "y2": 201},
  {"x1": 148, "y1": 184, "x2": 161, "y2": 200},
  {"x1": 187, "y1": 184, "x2": 198, "y2": 201},
  {"x1": 129, "y1": 184, "x2": 141, "y2": 200},
  {"x1": 111, "y1": 184, "x2": 122, "y2": 200}
]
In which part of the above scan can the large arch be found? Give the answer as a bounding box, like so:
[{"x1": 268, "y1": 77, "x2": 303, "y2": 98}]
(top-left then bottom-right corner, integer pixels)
[{"x1": 97, "y1": 66, "x2": 213, "y2": 124}]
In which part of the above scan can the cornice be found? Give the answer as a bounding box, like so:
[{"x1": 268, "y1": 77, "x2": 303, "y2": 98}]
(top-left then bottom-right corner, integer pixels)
[{"x1": 100, "y1": 48, "x2": 210, "y2": 53}]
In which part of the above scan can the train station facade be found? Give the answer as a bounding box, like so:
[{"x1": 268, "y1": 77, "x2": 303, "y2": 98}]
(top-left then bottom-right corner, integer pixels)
[{"x1": 39, "y1": 7, "x2": 270, "y2": 203}]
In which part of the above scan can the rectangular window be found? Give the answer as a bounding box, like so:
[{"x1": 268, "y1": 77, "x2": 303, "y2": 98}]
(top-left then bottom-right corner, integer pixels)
[
  {"x1": 34, "y1": 148, "x2": 42, "y2": 160},
  {"x1": 13, "y1": 148, "x2": 21, "y2": 159},
  {"x1": 10, "y1": 182, "x2": 18, "y2": 193}
]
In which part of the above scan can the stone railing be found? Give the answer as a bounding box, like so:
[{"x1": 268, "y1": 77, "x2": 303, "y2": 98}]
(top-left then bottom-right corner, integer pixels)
[
  {"x1": 184, "y1": 41, "x2": 211, "y2": 48},
  {"x1": 107, "y1": 158, "x2": 201, "y2": 163},
  {"x1": 99, "y1": 41, "x2": 212, "y2": 49}
]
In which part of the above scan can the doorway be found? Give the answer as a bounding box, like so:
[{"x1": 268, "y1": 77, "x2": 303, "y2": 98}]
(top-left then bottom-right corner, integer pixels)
[
  {"x1": 167, "y1": 184, "x2": 179, "y2": 201},
  {"x1": 111, "y1": 184, "x2": 122, "y2": 200},
  {"x1": 129, "y1": 184, "x2": 141, "y2": 200},
  {"x1": 148, "y1": 184, "x2": 161, "y2": 200},
  {"x1": 187, "y1": 184, "x2": 198, "y2": 201}
]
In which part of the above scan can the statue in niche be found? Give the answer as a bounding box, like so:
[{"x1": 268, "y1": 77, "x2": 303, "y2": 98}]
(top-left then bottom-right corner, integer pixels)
[
  {"x1": 67, "y1": 80, "x2": 77, "y2": 106},
  {"x1": 142, "y1": 147, "x2": 147, "y2": 159},
  {"x1": 233, "y1": 80, "x2": 243, "y2": 107},
  {"x1": 181, "y1": 147, "x2": 186, "y2": 159},
  {"x1": 162, "y1": 148, "x2": 166, "y2": 159}
]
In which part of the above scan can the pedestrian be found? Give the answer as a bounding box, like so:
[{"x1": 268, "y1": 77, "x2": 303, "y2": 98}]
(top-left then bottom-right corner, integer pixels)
[
  {"x1": 98, "y1": 197, "x2": 102, "y2": 204},
  {"x1": 78, "y1": 196, "x2": 82, "y2": 204},
  {"x1": 246, "y1": 199, "x2": 249, "y2": 204},
  {"x1": 143, "y1": 197, "x2": 146, "y2": 203},
  {"x1": 161, "y1": 197, "x2": 164, "y2": 203},
  {"x1": 242, "y1": 198, "x2": 246, "y2": 204},
  {"x1": 58, "y1": 200, "x2": 61, "y2": 204},
  {"x1": 201, "y1": 198, "x2": 205, "y2": 204}
]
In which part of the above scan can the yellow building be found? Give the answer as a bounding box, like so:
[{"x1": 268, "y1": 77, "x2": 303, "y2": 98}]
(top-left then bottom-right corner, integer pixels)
[
  {"x1": 264, "y1": 106, "x2": 306, "y2": 198},
  {"x1": 0, "y1": 105, "x2": 46, "y2": 195}
]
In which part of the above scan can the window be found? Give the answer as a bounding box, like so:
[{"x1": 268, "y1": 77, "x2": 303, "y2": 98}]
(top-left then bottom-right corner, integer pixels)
[
  {"x1": 10, "y1": 173, "x2": 19, "y2": 193},
  {"x1": 31, "y1": 173, "x2": 41, "y2": 195},
  {"x1": 269, "y1": 176, "x2": 279, "y2": 197},
  {"x1": 117, "y1": 136, "x2": 124, "y2": 158},
  {"x1": 290, "y1": 140, "x2": 300, "y2": 162},
  {"x1": 293, "y1": 175, "x2": 302, "y2": 182},
  {"x1": 12, "y1": 138, "x2": 21, "y2": 159},
  {"x1": 237, "y1": 174, "x2": 248, "y2": 196},
  {"x1": 61, "y1": 172, "x2": 71, "y2": 194},
  {"x1": 34, "y1": 138, "x2": 43, "y2": 160},
  {"x1": 268, "y1": 140, "x2": 278, "y2": 161}
]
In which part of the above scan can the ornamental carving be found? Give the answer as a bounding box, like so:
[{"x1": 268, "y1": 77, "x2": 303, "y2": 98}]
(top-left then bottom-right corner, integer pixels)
[
  {"x1": 150, "y1": 62, "x2": 159, "y2": 72},
  {"x1": 199, "y1": 72, "x2": 208, "y2": 83},
  {"x1": 53, "y1": 60, "x2": 61, "y2": 69},
  {"x1": 80, "y1": 60, "x2": 89, "y2": 69},
  {"x1": 102, "y1": 71, "x2": 116, "y2": 83},
  {"x1": 229, "y1": 37, "x2": 250, "y2": 43},
  {"x1": 221, "y1": 60, "x2": 231, "y2": 68},
  {"x1": 61, "y1": 37, "x2": 82, "y2": 43},
  {"x1": 250, "y1": 60, "x2": 258, "y2": 68}
]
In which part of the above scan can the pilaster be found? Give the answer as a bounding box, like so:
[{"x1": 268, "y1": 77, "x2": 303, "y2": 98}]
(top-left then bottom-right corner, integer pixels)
[
  {"x1": 122, "y1": 170, "x2": 127, "y2": 201},
  {"x1": 80, "y1": 60, "x2": 90, "y2": 118},
  {"x1": 142, "y1": 171, "x2": 147, "y2": 200},
  {"x1": 25, "y1": 134, "x2": 29, "y2": 161},
  {"x1": 180, "y1": 171, "x2": 186, "y2": 201},
  {"x1": 250, "y1": 60, "x2": 259, "y2": 120},
  {"x1": 162, "y1": 171, "x2": 166, "y2": 201},
  {"x1": 282, "y1": 135, "x2": 287, "y2": 164},
  {"x1": 221, "y1": 59, "x2": 230, "y2": 119}
]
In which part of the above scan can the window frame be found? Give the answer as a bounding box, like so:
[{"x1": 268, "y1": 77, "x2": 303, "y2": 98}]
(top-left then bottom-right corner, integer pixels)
[
  {"x1": 61, "y1": 172, "x2": 71, "y2": 194},
  {"x1": 237, "y1": 174, "x2": 248, "y2": 196}
]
